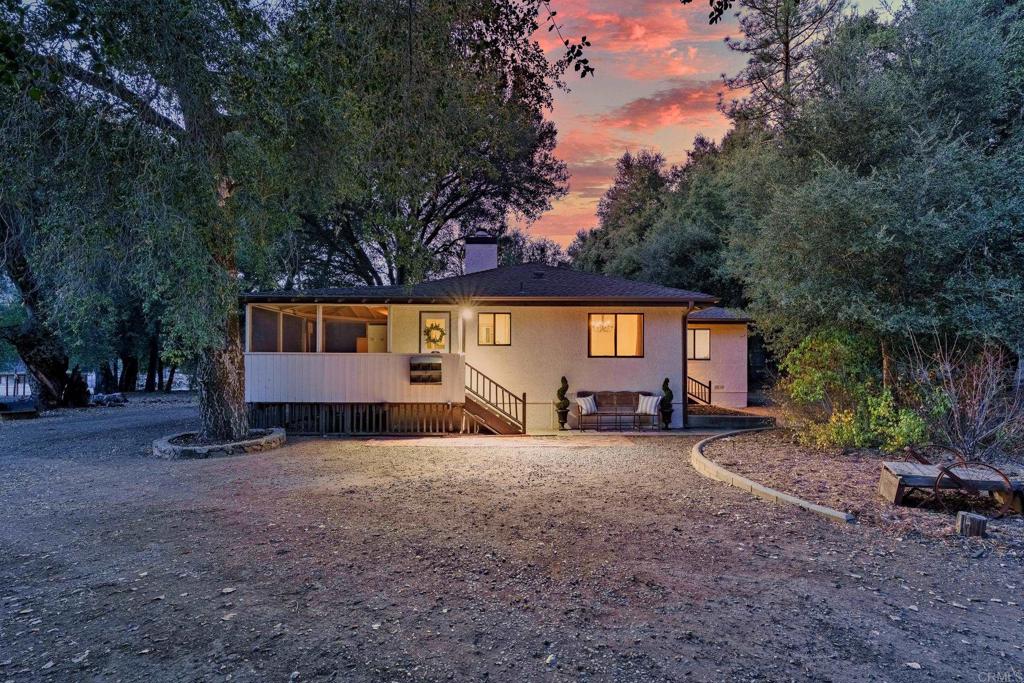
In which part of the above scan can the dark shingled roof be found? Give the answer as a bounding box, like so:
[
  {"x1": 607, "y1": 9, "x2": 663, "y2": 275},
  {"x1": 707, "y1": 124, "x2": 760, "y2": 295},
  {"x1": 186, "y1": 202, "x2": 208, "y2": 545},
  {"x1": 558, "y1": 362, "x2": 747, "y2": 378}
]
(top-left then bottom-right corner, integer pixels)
[
  {"x1": 688, "y1": 307, "x2": 752, "y2": 323},
  {"x1": 243, "y1": 263, "x2": 717, "y2": 306}
]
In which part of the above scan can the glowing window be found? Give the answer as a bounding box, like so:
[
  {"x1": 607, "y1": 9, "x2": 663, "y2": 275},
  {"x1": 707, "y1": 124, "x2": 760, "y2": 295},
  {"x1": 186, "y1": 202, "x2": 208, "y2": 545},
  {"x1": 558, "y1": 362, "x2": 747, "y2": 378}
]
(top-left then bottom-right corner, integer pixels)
[
  {"x1": 478, "y1": 313, "x2": 511, "y2": 346},
  {"x1": 420, "y1": 312, "x2": 450, "y2": 353},
  {"x1": 589, "y1": 313, "x2": 643, "y2": 357},
  {"x1": 687, "y1": 329, "x2": 711, "y2": 360}
]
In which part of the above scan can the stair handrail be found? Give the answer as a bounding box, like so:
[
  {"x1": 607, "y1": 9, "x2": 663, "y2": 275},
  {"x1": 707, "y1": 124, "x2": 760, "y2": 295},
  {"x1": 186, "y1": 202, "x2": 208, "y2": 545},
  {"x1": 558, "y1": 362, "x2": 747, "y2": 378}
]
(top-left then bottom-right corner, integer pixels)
[
  {"x1": 687, "y1": 375, "x2": 712, "y2": 405},
  {"x1": 465, "y1": 363, "x2": 526, "y2": 432}
]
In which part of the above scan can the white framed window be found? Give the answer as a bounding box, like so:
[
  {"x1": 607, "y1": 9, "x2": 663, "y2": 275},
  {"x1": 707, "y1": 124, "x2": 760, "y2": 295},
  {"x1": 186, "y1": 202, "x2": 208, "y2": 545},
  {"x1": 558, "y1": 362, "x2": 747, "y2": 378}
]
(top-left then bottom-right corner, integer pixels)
[
  {"x1": 478, "y1": 313, "x2": 511, "y2": 346},
  {"x1": 687, "y1": 329, "x2": 710, "y2": 360},
  {"x1": 420, "y1": 311, "x2": 451, "y2": 353}
]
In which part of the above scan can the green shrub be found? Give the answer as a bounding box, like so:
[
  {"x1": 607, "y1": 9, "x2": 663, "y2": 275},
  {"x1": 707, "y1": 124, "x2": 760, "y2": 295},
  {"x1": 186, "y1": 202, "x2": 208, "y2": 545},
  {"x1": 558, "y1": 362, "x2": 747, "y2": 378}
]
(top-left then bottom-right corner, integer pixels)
[
  {"x1": 866, "y1": 389, "x2": 927, "y2": 451},
  {"x1": 779, "y1": 330, "x2": 876, "y2": 417},
  {"x1": 781, "y1": 330, "x2": 927, "y2": 452}
]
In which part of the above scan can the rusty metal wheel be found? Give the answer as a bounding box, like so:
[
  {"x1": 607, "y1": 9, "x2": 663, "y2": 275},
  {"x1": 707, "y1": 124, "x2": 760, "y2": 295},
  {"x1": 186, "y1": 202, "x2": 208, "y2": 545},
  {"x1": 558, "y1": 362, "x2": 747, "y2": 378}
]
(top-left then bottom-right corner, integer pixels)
[{"x1": 932, "y1": 461, "x2": 1013, "y2": 518}]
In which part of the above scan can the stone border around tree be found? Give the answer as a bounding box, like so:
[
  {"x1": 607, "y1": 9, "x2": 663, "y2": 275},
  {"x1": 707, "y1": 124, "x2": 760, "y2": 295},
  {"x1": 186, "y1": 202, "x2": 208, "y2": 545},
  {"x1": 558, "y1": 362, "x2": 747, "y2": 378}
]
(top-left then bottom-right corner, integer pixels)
[
  {"x1": 691, "y1": 428, "x2": 856, "y2": 524},
  {"x1": 153, "y1": 427, "x2": 286, "y2": 460}
]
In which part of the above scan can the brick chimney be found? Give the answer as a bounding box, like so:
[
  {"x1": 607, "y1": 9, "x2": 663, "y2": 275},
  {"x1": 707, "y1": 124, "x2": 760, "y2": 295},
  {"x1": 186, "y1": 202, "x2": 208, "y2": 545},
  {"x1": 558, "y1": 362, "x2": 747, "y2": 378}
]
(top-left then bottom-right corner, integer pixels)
[{"x1": 464, "y1": 230, "x2": 498, "y2": 274}]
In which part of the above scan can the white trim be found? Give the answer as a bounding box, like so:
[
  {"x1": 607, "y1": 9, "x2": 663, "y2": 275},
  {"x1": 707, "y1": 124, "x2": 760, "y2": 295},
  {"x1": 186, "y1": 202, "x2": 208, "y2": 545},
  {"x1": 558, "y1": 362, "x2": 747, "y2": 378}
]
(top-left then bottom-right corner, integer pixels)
[{"x1": 316, "y1": 304, "x2": 323, "y2": 353}]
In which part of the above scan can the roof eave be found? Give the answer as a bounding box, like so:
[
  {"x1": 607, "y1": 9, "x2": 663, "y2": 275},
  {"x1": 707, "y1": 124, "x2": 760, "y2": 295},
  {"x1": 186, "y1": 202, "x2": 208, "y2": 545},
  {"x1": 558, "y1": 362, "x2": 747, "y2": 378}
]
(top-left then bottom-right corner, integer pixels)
[{"x1": 241, "y1": 294, "x2": 719, "y2": 306}]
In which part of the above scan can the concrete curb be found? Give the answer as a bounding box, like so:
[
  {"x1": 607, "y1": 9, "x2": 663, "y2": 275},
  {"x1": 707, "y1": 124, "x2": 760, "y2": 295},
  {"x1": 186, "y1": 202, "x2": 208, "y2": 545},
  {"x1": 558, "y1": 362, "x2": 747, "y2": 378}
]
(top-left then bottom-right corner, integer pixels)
[
  {"x1": 153, "y1": 428, "x2": 286, "y2": 460},
  {"x1": 690, "y1": 428, "x2": 856, "y2": 524}
]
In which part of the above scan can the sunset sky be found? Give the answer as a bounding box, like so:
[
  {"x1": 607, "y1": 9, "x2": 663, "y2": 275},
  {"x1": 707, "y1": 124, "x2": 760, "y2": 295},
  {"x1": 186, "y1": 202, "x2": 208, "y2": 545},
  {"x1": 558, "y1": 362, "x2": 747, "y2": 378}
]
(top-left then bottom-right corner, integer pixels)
[{"x1": 530, "y1": 0, "x2": 746, "y2": 246}]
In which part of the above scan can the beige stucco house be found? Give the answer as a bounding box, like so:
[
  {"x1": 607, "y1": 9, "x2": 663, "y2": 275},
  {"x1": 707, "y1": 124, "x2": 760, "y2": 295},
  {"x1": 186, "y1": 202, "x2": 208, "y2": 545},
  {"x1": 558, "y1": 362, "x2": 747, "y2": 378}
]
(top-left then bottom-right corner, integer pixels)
[{"x1": 241, "y1": 234, "x2": 749, "y2": 435}]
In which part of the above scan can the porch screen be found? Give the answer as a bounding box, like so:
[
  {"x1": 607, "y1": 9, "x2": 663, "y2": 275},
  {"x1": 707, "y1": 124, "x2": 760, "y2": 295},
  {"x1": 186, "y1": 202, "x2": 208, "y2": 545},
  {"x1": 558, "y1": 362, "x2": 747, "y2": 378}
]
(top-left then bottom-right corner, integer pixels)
[
  {"x1": 282, "y1": 305, "x2": 318, "y2": 352},
  {"x1": 589, "y1": 313, "x2": 643, "y2": 357},
  {"x1": 250, "y1": 307, "x2": 279, "y2": 352}
]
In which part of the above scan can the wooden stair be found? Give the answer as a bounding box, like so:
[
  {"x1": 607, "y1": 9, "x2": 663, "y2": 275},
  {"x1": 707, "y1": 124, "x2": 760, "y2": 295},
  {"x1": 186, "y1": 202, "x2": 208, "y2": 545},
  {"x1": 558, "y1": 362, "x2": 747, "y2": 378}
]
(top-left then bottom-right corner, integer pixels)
[
  {"x1": 463, "y1": 396, "x2": 523, "y2": 435},
  {"x1": 686, "y1": 376, "x2": 712, "y2": 405},
  {"x1": 464, "y1": 363, "x2": 526, "y2": 434}
]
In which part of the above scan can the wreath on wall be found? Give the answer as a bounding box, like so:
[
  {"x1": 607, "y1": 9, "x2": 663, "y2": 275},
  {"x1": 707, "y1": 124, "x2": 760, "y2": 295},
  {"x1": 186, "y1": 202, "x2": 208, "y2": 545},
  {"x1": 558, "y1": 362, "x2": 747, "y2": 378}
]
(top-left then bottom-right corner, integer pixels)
[{"x1": 423, "y1": 322, "x2": 446, "y2": 347}]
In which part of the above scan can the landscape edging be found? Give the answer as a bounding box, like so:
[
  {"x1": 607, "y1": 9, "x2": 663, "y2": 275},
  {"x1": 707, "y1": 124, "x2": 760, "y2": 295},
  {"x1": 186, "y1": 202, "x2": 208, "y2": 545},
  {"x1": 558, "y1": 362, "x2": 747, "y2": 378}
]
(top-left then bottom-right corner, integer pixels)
[
  {"x1": 690, "y1": 428, "x2": 856, "y2": 524},
  {"x1": 153, "y1": 427, "x2": 286, "y2": 460}
]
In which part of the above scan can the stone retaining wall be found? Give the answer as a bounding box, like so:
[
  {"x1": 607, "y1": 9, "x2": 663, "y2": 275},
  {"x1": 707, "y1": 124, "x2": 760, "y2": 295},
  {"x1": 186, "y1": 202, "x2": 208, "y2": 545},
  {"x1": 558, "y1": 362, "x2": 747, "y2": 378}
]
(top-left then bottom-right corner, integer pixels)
[{"x1": 153, "y1": 428, "x2": 286, "y2": 460}]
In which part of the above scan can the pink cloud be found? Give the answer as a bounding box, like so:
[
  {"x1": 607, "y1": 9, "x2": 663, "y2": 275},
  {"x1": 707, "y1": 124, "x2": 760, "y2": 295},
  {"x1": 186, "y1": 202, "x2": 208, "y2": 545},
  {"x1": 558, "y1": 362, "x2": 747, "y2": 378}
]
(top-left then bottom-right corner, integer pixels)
[
  {"x1": 596, "y1": 80, "x2": 724, "y2": 130},
  {"x1": 522, "y1": 204, "x2": 600, "y2": 243},
  {"x1": 566, "y1": 159, "x2": 619, "y2": 199},
  {"x1": 537, "y1": 0, "x2": 732, "y2": 56}
]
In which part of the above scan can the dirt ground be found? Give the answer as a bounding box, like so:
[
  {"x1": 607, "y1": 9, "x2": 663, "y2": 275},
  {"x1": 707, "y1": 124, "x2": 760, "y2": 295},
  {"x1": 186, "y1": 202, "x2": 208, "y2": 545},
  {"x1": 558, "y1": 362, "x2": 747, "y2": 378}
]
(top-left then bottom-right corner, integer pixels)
[
  {"x1": 705, "y1": 430, "x2": 1024, "y2": 549},
  {"x1": 2, "y1": 402, "x2": 1022, "y2": 682}
]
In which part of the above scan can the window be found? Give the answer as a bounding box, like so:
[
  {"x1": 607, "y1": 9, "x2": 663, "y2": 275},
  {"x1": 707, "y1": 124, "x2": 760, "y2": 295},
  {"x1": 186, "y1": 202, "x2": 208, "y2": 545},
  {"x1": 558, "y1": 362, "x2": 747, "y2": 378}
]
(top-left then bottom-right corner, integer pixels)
[
  {"x1": 478, "y1": 313, "x2": 511, "y2": 346},
  {"x1": 420, "y1": 311, "x2": 451, "y2": 353},
  {"x1": 688, "y1": 329, "x2": 710, "y2": 360},
  {"x1": 588, "y1": 313, "x2": 643, "y2": 357}
]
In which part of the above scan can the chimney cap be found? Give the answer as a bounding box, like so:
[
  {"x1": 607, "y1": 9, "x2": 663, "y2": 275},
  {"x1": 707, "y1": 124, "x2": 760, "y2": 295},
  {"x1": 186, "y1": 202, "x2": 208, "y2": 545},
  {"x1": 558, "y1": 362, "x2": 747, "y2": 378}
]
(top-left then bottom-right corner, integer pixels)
[{"x1": 464, "y1": 229, "x2": 497, "y2": 245}]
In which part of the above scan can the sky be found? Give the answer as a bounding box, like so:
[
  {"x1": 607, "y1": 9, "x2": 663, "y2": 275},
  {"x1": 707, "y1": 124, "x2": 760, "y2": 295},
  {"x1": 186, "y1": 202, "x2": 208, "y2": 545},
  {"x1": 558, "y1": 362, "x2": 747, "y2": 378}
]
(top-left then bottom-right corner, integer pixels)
[{"x1": 528, "y1": 0, "x2": 747, "y2": 246}]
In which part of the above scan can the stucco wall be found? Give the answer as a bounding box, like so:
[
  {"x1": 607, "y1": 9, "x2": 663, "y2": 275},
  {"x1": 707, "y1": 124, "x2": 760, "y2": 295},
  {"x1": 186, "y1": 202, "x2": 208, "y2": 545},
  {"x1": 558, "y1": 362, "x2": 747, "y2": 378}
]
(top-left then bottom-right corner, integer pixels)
[
  {"x1": 686, "y1": 324, "x2": 749, "y2": 408},
  {"x1": 460, "y1": 306, "x2": 686, "y2": 431}
]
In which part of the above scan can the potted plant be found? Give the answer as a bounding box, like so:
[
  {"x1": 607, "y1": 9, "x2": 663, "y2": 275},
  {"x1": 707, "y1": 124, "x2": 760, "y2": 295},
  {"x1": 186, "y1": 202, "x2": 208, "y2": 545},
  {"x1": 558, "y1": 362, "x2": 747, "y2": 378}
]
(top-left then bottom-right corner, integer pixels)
[
  {"x1": 555, "y1": 376, "x2": 571, "y2": 430},
  {"x1": 660, "y1": 378, "x2": 674, "y2": 429}
]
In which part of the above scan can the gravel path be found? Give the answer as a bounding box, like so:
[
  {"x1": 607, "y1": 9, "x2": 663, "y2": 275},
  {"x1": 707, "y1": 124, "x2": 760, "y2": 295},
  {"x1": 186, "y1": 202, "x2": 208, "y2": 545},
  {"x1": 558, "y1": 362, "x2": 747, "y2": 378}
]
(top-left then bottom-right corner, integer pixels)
[{"x1": 1, "y1": 404, "x2": 1022, "y2": 681}]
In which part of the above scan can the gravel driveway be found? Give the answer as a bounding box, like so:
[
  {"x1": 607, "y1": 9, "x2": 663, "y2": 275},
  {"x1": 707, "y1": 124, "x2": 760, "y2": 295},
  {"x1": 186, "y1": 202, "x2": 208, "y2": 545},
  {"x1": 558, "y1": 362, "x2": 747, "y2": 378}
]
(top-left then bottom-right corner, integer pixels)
[{"x1": 1, "y1": 402, "x2": 1021, "y2": 682}]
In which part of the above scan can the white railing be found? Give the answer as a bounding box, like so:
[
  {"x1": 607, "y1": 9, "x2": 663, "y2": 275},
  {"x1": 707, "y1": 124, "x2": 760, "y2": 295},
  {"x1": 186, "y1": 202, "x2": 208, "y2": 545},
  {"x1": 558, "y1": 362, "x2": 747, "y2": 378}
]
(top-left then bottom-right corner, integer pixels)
[
  {"x1": 0, "y1": 373, "x2": 31, "y2": 397},
  {"x1": 244, "y1": 353, "x2": 465, "y2": 404}
]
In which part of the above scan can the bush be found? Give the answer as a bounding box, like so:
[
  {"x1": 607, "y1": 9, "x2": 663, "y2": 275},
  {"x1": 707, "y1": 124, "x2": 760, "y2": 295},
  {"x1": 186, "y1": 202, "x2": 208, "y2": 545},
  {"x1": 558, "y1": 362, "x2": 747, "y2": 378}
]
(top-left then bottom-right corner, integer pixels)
[
  {"x1": 780, "y1": 330, "x2": 927, "y2": 451},
  {"x1": 909, "y1": 341, "x2": 1024, "y2": 463},
  {"x1": 779, "y1": 330, "x2": 876, "y2": 418},
  {"x1": 866, "y1": 389, "x2": 927, "y2": 452}
]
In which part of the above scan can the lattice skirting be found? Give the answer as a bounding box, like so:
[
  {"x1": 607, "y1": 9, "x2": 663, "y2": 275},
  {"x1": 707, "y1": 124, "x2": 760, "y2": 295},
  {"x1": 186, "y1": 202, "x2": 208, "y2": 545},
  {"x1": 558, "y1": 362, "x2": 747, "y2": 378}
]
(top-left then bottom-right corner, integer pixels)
[{"x1": 247, "y1": 402, "x2": 465, "y2": 435}]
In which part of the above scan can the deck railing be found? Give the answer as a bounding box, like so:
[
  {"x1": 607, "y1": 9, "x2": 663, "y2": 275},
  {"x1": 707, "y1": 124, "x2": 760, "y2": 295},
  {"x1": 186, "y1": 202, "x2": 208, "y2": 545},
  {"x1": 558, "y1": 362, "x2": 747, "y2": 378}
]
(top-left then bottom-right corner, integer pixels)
[
  {"x1": 465, "y1": 363, "x2": 526, "y2": 432},
  {"x1": 687, "y1": 375, "x2": 711, "y2": 405},
  {"x1": 0, "y1": 373, "x2": 30, "y2": 397}
]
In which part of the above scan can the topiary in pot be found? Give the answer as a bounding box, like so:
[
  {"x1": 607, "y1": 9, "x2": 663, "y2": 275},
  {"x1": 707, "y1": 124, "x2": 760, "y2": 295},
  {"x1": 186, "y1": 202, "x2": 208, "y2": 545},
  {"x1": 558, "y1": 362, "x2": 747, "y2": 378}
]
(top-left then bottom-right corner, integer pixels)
[
  {"x1": 555, "y1": 376, "x2": 570, "y2": 430},
  {"x1": 660, "y1": 378, "x2": 674, "y2": 429}
]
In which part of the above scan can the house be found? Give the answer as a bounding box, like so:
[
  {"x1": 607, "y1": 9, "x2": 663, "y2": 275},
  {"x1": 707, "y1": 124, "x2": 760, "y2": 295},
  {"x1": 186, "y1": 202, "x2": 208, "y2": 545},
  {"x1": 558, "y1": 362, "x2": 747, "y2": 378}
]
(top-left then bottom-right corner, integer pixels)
[{"x1": 241, "y1": 232, "x2": 749, "y2": 435}]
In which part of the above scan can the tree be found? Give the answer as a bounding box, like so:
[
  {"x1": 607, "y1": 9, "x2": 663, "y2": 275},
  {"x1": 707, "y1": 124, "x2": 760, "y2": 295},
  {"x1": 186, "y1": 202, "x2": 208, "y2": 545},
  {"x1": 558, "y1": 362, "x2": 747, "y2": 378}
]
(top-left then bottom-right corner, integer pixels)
[
  {"x1": 0, "y1": 84, "x2": 105, "y2": 405},
  {"x1": 725, "y1": 0, "x2": 1024, "y2": 374},
  {"x1": 569, "y1": 150, "x2": 669, "y2": 277},
  {"x1": 263, "y1": 0, "x2": 567, "y2": 289},
  {"x1": 498, "y1": 228, "x2": 567, "y2": 267},
  {"x1": 9, "y1": 0, "x2": 571, "y2": 437},
  {"x1": 636, "y1": 134, "x2": 747, "y2": 306},
  {"x1": 723, "y1": 0, "x2": 845, "y2": 128}
]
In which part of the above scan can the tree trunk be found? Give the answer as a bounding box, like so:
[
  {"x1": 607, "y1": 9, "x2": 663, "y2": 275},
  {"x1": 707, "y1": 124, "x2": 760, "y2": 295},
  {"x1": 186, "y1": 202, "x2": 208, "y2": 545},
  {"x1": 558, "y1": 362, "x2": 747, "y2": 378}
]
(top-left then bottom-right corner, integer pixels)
[
  {"x1": 0, "y1": 209, "x2": 70, "y2": 407},
  {"x1": 118, "y1": 354, "x2": 139, "y2": 392},
  {"x1": 1015, "y1": 351, "x2": 1024, "y2": 392},
  {"x1": 97, "y1": 361, "x2": 118, "y2": 394},
  {"x1": 15, "y1": 328, "x2": 69, "y2": 407},
  {"x1": 881, "y1": 339, "x2": 894, "y2": 391},
  {"x1": 163, "y1": 365, "x2": 176, "y2": 392},
  {"x1": 196, "y1": 308, "x2": 247, "y2": 440},
  {"x1": 144, "y1": 329, "x2": 159, "y2": 392},
  {"x1": 157, "y1": 358, "x2": 165, "y2": 391}
]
